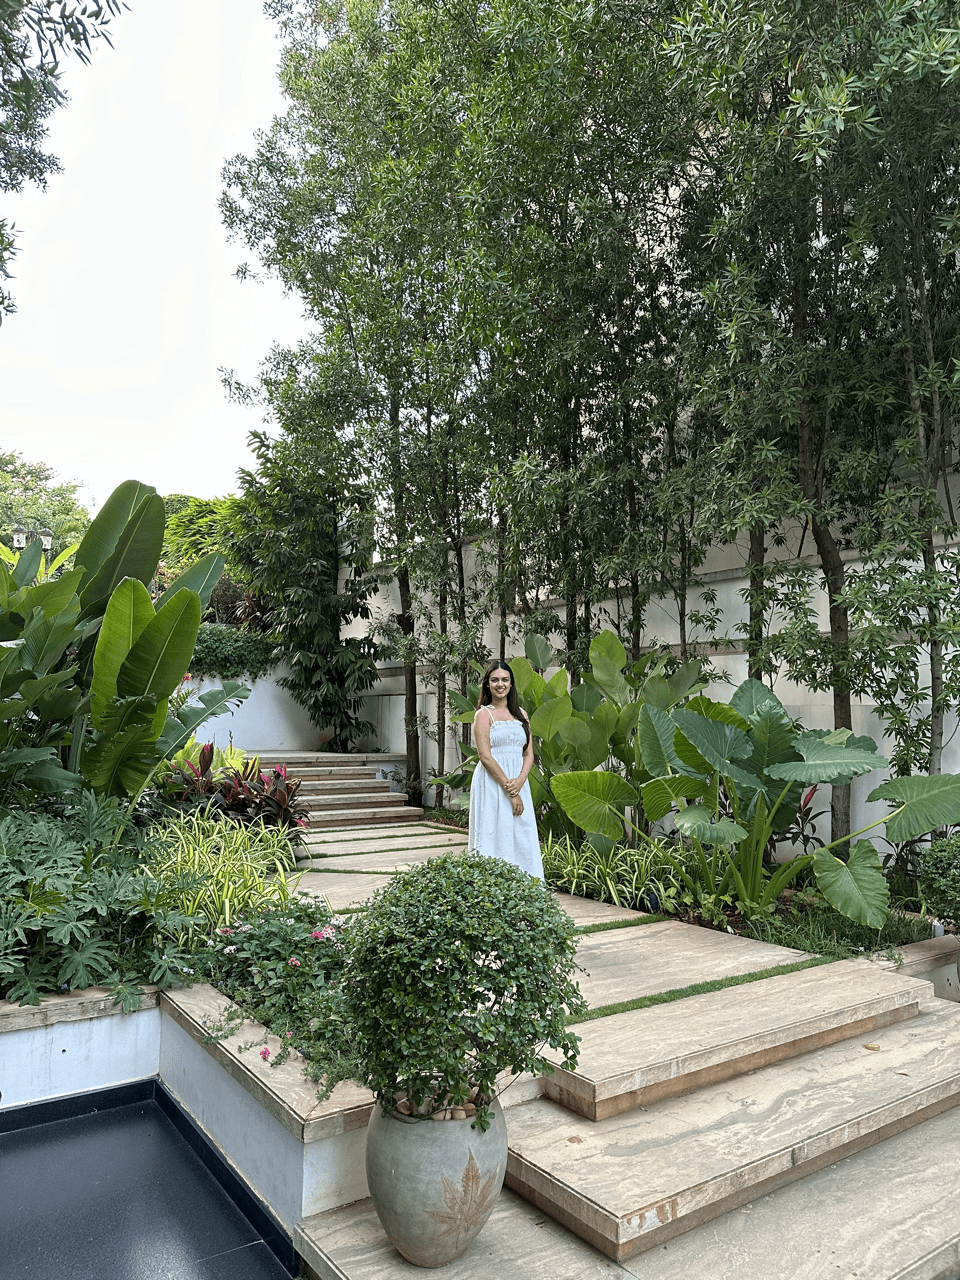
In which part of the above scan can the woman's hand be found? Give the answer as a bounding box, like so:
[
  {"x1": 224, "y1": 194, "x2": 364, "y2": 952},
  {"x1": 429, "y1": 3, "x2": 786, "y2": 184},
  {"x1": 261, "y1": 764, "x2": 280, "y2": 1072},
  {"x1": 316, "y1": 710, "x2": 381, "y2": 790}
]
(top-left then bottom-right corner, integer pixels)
[
  {"x1": 511, "y1": 793, "x2": 524, "y2": 818},
  {"x1": 504, "y1": 777, "x2": 521, "y2": 797}
]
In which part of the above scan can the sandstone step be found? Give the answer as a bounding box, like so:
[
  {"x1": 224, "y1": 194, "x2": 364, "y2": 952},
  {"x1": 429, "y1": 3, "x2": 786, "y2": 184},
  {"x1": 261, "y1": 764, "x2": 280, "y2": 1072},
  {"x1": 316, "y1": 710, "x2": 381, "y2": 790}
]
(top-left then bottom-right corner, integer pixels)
[
  {"x1": 298, "y1": 778, "x2": 390, "y2": 794},
  {"x1": 305, "y1": 792, "x2": 407, "y2": 811},
  {"x1": 505, "y1": 1000, "x2": 960, "y2": 1262},
  {"x1": 544, "y1": 959, "x2": 925, "y2": 1120},
  {"x1": 304, "y1": 807, "x2": 425, "y2": 831},
  {"x1": 295, "y1": 1093, "x2": 960, "y2": 1280},
  {"x1": 255, "y1": 751, "x2": 404, "y2": 766},
  {"x1": 288, "y1": 769, "x2": 380, "y2": 782},
  {"x1": 298, "y1": 840, "x2": 466, "y2": 873}
]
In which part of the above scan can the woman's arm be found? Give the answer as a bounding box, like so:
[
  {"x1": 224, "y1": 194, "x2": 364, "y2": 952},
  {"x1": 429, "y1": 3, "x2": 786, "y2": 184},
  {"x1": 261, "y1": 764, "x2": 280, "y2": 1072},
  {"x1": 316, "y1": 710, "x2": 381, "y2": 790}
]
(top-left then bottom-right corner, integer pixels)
[
  {"x1": 504, "y1": 712, "x2": 534, "y2": 798},
  {"x1": 473, "y1": 710, "x2": 512, "y2": 792}
]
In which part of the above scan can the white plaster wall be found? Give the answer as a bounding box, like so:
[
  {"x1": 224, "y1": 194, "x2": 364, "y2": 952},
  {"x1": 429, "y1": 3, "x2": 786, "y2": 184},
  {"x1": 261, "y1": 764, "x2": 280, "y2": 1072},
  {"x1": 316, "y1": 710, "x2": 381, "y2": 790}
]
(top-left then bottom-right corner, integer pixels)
[
  {"x1": 302, "y1": 1126, "x2": 369, "y2": 1217},
  {"x1": 159, "y1": 1013, "x2": 305, "y2": 1231},
  {"x1": 188, "y1": 664, "x2": 322, "y2": 754},
  {"x1": 0, "y1": 1007, "x2": 161, "y2": 1109}
]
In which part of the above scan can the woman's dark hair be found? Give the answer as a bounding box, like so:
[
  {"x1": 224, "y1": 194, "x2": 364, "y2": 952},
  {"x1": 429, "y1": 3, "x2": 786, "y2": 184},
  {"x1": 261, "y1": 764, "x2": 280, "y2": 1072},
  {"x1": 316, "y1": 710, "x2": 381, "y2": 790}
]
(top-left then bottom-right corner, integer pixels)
[{"x1": 477, "y1": 661, "x2": 530, "y2": 748}]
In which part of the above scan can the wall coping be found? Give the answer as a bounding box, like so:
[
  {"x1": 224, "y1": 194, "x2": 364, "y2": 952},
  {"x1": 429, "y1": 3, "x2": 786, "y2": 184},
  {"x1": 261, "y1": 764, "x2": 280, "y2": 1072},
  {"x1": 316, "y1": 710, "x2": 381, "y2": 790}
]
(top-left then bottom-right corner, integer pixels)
[
  {"x1": 0, "y1": 986, "x2": 159, "y2": 1034},
  {"x1": 872, "y1": 934, "x2": 960, "y2": 977},
  {"x1": 160, "y1": 984, "x2": 374, "y2": 1145}
]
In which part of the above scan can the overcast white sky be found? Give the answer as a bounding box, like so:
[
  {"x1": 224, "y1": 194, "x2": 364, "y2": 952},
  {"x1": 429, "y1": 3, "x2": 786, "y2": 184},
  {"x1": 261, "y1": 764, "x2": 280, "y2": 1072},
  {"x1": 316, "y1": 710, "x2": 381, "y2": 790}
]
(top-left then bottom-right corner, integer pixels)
[{"x1": 0, "y1": 0, "x2": 306, "y2": 513}]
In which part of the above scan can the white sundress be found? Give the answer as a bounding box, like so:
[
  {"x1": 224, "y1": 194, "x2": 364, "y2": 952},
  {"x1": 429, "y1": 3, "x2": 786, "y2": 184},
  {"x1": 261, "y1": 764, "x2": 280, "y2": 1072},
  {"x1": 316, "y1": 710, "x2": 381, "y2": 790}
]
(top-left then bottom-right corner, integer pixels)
[{"x1": 468, "y1": 707, "x2": 544, "y2": 881}]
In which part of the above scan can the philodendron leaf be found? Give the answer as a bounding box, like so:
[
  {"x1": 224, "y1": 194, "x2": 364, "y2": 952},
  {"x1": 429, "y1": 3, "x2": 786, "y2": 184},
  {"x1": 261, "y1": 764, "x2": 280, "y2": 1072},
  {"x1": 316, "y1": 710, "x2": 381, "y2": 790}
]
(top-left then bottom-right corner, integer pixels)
[
  {"x1": 550, "y1": 770, "x2": 638, "y2": 840},
  {"x1": 682, "y1": 696, "x2": 751, "y2": 732},
  {"x1": 768, "y1": 733, "x2": 887, "y2": 786},
  {"x1": 524, "y1": 632, "x2": 553, "y2": 672},
  {"x1": 813, "y1": 841, "x2": 889, "y2": 928},
  {"x1": 571, "y1": 682, "x2": 603, "y2": 714},
  {"x1": 869, "y1": 773, "x2": 960, "y2": 842},
  {"x1": 637, "y1": 704, "x2": 683, "y2": 776},
  {"x1": 589, "y1": 630, "x2": 631, "y2": 705},
  {"x1": 729, "y1": 678, "x2": 783, "y2": 719},
  {"x1": 640, "y1": 775, "x2": 708, "y2": 822},
  {"x1": 530, "y1": 693, "x2": 573, "y2": 740},
  {"x1": 673, "y1": 709, "x2": 752, "y2": 772},
  {"x1": 673, "y1": 805, "x2": 748, "y2": 845},
  {"x1": 557, "y1": 717, "x2": 591, "y2": 748}
]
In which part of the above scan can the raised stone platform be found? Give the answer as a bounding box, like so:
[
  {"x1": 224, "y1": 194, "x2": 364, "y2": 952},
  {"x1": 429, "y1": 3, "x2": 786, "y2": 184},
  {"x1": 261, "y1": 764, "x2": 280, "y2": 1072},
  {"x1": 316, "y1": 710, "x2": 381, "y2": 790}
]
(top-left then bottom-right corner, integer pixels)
[
  {"x1": 547, "y1": 959, "x2": 925, "y2": 1119},
  {"x1": 505, "y1": 999, "x2": 960, "y2": 1261}
]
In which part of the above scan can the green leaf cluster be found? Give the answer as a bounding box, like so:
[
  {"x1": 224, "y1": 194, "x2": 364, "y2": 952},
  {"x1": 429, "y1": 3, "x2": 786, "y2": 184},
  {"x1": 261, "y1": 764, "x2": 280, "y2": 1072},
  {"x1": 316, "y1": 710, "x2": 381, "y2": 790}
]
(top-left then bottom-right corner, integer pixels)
[{"x1": 189, "y1": 624, "x2": 279, "y2": 683}]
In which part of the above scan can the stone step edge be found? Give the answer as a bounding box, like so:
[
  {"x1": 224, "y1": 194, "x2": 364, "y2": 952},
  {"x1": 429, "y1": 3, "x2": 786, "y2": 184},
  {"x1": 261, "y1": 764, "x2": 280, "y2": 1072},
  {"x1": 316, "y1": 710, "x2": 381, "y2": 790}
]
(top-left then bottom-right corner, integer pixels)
[
  {"x1": 305, "y1": 810, "x2": 425, "y2": 829},
  {"x1": 303, "y1": 795, "x2": 407, "y2": 809},
  {"x1": 505, "y1": 1073, "x2": 960, "y2": 1263},
  {"x1": 546, "y1": 975, "x2": 924, "y2": 1121}
]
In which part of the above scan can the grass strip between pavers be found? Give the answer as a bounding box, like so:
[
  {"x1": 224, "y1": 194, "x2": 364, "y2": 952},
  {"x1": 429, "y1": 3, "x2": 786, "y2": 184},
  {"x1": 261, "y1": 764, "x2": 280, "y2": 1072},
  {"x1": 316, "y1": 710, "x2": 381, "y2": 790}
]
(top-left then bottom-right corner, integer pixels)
[
  {"x1": 573, "y1": 914, "x2": 671, "y2": 934},
  {"x1": 294, "y1": 866, "x2": 394, "y2": 876},
  {"x1": 304, "y1": 843, "x2": 465, "y2": 860},
  {"x1": 569, "y1": 955, "x2": 835, "y2": 1025}
]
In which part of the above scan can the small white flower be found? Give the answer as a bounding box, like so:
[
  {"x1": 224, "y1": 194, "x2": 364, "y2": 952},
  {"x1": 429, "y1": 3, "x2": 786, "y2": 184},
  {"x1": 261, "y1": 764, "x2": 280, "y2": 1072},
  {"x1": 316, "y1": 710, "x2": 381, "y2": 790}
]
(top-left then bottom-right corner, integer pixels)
[{"x1": 224, "y1": 946, "x2": 237, "y2": 954}]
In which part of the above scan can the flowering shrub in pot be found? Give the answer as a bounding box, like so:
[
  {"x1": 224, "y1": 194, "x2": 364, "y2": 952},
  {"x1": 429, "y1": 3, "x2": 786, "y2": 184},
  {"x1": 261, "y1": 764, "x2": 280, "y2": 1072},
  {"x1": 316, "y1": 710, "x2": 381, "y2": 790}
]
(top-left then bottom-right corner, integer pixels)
[{"x1": 342, "y1": 852, "x2": 585, "y2": 1266}]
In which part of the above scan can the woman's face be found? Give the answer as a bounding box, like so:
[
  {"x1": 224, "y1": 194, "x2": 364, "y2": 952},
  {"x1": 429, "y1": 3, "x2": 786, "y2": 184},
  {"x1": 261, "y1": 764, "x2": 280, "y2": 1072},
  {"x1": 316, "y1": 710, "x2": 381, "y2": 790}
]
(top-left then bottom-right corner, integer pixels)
[{"x1": 488, "y1": 668, "x2": 512, "y2": 698}]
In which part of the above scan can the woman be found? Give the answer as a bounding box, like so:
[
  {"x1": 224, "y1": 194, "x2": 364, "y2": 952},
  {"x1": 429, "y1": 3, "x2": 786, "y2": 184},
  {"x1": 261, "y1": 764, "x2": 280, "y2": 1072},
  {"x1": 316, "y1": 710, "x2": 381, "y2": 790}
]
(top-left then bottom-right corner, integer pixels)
[{"x1": 468, "y1": 660, "x2": 544, "y2": 880}]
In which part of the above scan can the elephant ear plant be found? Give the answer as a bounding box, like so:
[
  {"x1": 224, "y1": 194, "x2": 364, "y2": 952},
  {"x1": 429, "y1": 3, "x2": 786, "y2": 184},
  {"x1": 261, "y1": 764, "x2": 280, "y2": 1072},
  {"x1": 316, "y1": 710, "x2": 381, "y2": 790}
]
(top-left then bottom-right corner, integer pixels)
[
  {"x1": 552, "y1": 678, "x2": 960, "y2": 928},
  {"x1": 342, "y1": 852, "x2": 586, "y2": 1130}
]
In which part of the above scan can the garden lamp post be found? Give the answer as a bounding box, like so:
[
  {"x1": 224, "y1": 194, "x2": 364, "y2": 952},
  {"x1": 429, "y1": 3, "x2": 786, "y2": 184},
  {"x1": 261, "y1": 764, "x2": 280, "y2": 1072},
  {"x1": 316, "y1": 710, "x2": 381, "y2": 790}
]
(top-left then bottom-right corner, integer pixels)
[{"x1": 11, "y1": 525, "x2": 54, "y2": 551}]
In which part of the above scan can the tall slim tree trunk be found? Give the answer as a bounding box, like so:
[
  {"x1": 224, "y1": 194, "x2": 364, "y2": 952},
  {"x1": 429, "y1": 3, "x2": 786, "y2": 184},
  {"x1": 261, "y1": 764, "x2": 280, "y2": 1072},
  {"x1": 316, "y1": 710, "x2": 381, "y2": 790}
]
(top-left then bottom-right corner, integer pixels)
[
  {"x1": 435, "y1": 575, "x2": 448, "y2": 809},
  {"x1": 397, "y1": 564, "x2": 422, "y2": 807},
  {"x1": 798, "y1": 401, "x2": 852, "y2": 847},
  {"x1": 746, "y1": 525, "x2": 766, "y2": 681}
]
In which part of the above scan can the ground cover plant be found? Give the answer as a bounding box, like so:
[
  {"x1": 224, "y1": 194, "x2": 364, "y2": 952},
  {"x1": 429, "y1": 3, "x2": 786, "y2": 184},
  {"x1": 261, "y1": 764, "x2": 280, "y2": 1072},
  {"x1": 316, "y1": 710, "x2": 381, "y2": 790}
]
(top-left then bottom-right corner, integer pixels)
[
  {"x1": 196, "y1": 895, "x2": 358, "y2": 1095},
  {"x1": 542, "y1": 834, "x2": 684, "y2": 914},
  {"x1": 0, "y1": 794, "x2": 195, "y2": 1008},
  {"x1": 742, "y1": 890, "x2": 934, "y2": 961},
  {"x1": 147, "y1": 810, "x2": 299, "y2": 945},
  {"x1": 159, "y1": 747, "x2": 309, "y2": 833},
  {"x1": 918, "y1": 836, "x2": 960, "y2": 928}
]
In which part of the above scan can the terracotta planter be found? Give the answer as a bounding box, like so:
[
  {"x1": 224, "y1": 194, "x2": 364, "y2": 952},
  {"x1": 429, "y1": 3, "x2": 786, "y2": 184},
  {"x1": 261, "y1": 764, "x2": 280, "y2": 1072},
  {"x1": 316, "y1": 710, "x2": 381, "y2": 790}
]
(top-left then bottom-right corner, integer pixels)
[{"x1": 365, "y1": 1098, "x2": 507, "y2": 1267}]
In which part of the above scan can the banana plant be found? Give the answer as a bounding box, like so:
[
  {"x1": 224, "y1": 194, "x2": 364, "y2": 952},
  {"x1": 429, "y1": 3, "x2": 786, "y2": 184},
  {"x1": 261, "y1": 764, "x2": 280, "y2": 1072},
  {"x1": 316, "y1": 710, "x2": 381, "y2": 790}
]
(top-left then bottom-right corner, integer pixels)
[{"x1": 551, "y1": 677, "x2": 960, "y2": 927}]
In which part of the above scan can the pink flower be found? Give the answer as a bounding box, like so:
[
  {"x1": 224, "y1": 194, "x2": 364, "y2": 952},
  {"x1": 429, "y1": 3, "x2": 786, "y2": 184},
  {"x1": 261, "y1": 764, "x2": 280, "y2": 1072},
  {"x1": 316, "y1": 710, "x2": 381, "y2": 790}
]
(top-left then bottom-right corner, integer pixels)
[
  {"x1": 285, "y1": 1031, "x2": 292, "y2": 1038},
  {"x1": 259, "y1": 1048, "x2": 270, "y2": 1061},
  {"x1": 219, "y1": 928, "x2": 233, "y2": 935},
  {"x1": 311, "y1": 926, "x2": 334, "y2": 941},
  {"x1": 287, "y1": 957, "x2": 301, "y2": 967}
]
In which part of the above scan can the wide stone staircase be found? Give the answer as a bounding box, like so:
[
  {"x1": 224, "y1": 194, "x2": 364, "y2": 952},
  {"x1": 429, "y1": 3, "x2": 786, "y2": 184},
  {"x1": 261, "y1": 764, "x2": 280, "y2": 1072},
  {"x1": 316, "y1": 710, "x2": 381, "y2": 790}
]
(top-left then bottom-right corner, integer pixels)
[
  {"x1": 253, "y1": 751, "x2": 424, "y2": 831},
  {"x1": 297, "y1": 934, "x2": 960, "y2": 1279}
]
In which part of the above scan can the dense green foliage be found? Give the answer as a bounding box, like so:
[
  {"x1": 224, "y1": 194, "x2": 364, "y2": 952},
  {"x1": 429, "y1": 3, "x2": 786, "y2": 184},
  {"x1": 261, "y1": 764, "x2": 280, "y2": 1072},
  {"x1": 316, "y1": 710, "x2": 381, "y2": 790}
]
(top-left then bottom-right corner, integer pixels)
[
  {"x1": 918, "y1": 837, "x2": 960, "y2": 927},
  {"x1": 343, "y1": 853, "x2": 586, "y2": 1128},
  {"x1": 0, "y1": 794, "x2": 194, "y2": 1008},
  {"x1": 197, "y1": 897, "x2": 356, "y2": 1096},
  {"x1": 146, "y1": 811, "x2": 298, "y2": 945},
  {"x1": 190, "y1": 624, "x2": 278, "y2": 682},
  {"x1": 743, "y1": 892, "x2": 935, "y2": 961},
  {"x1": 0, "y1": 451, "x2": 91, "y2": 554},
  {"x1": 542, "y1": 835, "x2": 684, "y2": 915}
]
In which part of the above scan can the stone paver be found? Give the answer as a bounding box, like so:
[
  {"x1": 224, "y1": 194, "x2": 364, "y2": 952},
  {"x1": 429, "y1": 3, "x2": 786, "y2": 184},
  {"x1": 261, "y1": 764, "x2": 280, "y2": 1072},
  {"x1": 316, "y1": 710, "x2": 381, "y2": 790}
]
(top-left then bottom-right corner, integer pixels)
[
  {"x1": 574, "y1": 919, "x2": 808, "y2": 1008},
  {"x1": 294, "y1": 871, "x2": 396, "y2": 910}
]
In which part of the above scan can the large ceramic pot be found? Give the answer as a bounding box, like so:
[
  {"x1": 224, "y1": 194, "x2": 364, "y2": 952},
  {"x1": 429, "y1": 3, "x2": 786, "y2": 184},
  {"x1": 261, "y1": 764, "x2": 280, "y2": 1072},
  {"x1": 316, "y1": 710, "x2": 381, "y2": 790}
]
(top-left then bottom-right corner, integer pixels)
[{"x1": 365, "y1": 1098, "x2": 508, "y2": 1268}]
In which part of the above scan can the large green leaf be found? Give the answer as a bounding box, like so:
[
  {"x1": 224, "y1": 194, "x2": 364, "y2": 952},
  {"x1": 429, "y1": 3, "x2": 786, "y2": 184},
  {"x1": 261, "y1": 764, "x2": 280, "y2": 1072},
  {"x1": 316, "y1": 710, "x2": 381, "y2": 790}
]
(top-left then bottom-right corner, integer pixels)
[
  {"x1": 79, "y1": 695, "x2": 161, "y2": 796},
  {"x1": 673, "y1": 709, "x2": 752, "y2": 772},
  {"x1": 743, "y1": 702, "x2": 799, "y2": 777},
  {"x1": 640, "y1": 774, "x2": 708, "y2": 822},
  {"x1": 155, "y1": 552, "x2": 225, "y2": 613},
  {"x1": 590, "y1": 630, "x2": 631, "y2": 705},
  {"x1": 550, "y1": 770, "x2": 638, "y2": 839},
  {"x1": 557, "y1": 717, "x2": 591, "y2": 748},
  {"x1": 571, "y1": 682, "x2": 603, "y2": 714},
  {"x1": 768, "y1": 733, "x2": 887, "y2": 786},
  {"x1": 524, "y1": 632, "x2": 553, "y2": 672},
  {"x1": 673, "y1": 805, "x2": 748, "y2": 845},
  {"x1": 683, "y1": 696, "x2": 751, "y2": 732},
  {"x1": 90, "y1": 578, "x2": 156, "y2": 728},
  {"x1": 79, "y1": 493, "x2": 166, "y2": 612},
  {"x1": 116, "y1": 588, "x2": 201, "y2": 703},
  {"x1": 639, "y1": 672, "x2": 673, "y2": 710},
  {"x1": 666, "y1": 659, "x2": 706, "y2": 704},
  {"x1": 730, "y1": 678, "x2": 783, "y2": 719},
  {"x1": 813, "y1": 842, "x2": 889, "y2": 928},
  {"x1": 530, "y1": 692, "x2": 573, "y2": 740},
  {"x1": 19, "y1": 600, "x2": 82, "y2": 675},
  {"x1": 11, "y1": 538, "x2": 42, "y2": 588},
  {"x1": 572, "y1": 716, "x2": 615, "y2": 770},
  {"x1": 638, "y1": 704, "x2": 683, "y2": 776},
  {"x1": 508, "y1": 656, "x2": 546, "y2": 707},
  {"x1": 545, "y1": 667, "x2": 568, "y2": 697},
  {"x1": 155, "y1": 681, "x2": 251, "y2": 758},
  {"x1": 74, "y1": 480, "x2": 157, "y2": 579},
  {"x1": 12, "y1": 567, "x2": 84, "y2": 619},
  {"x1": 869, "y1": 773, "x2": 960, "y2": 842}
]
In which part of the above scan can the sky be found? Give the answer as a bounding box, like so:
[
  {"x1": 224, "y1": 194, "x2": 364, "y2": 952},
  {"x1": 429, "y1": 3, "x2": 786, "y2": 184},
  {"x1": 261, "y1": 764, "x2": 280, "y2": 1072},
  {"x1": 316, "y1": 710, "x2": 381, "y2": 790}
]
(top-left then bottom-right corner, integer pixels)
[{"x1": 0, "y1": 0, "x2": 307, "y2": 514}]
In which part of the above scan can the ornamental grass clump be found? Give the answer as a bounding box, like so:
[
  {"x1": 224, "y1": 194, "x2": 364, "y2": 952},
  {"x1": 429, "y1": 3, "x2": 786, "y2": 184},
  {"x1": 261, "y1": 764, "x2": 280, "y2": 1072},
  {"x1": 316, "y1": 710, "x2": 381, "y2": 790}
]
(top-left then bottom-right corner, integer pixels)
[
  {"x1": 147, "y1": 810, "x2": 299, "y2": 946},
  {"x1": 342, "y1": 852, "x2": 587, "y2": 1130}
]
